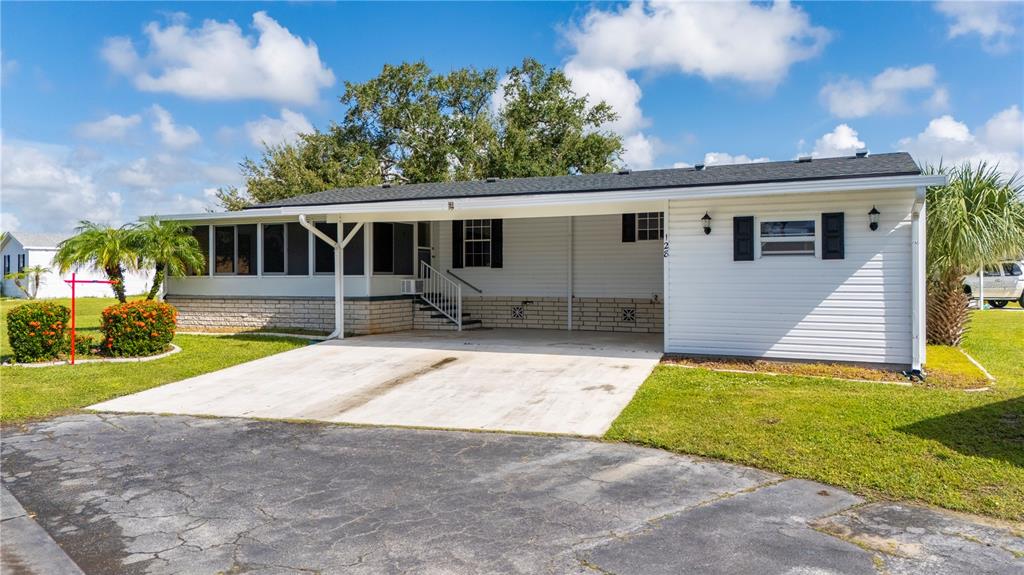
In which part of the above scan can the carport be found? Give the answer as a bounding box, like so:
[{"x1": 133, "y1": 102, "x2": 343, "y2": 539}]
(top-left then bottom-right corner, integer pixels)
[{"x1": 90, "y1": 329, "x2": 663, "y2": 436}]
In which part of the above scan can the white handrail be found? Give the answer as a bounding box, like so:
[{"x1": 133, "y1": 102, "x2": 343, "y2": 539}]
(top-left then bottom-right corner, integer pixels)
[{"x1": 420, "y1": 260, "x2": 462, "y2": 330}]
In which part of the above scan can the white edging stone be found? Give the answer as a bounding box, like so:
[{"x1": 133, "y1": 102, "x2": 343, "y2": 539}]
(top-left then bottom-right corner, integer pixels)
[{"x1": 2, "y1": 344, "x2": 181, "y2": 368}]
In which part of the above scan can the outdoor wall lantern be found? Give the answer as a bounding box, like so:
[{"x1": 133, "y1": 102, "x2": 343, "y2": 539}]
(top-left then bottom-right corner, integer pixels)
[
  {"x1": 701, "y1": 212, "x2": 712, "y2": 235},
  {"x1": 868, "y1": 206, "x2": 880, "y2": 231}
]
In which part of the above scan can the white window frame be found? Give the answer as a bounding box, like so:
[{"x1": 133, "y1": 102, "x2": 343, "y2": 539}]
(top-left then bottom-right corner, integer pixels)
[
  {"x1": 213, "y1": 224, "x2": 258, "y2": 276},
  {"x1": 757, "y1": 216, "x2": 818, "y2": 258},
  {"x1": 636, "y1": 212, "x2": 664, "y2": 241},
  {"x1": 463, "y1": 219, "x2": 492, "y2": 268}
]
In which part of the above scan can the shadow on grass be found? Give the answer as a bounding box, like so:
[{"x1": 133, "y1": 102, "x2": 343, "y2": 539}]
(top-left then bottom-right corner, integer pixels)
[{"x1": 898, "y1": 396, "x2": 1024, "y2": 468}]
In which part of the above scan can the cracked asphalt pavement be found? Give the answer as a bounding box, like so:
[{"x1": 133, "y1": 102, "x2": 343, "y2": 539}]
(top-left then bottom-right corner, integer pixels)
[{"x1": 2, "y1": 414, "x2": 1021, "y2": 574}]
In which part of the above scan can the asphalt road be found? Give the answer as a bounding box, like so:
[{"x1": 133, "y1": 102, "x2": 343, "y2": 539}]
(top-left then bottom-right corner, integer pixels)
[{"x1": 2, "y1": 414, "x2": 1021, "y2": 574}]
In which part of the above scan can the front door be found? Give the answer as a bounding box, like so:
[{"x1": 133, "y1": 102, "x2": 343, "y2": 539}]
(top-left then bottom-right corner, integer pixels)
[{"x1": 417, "y1": 247, "x2": 432, "y2": 277}]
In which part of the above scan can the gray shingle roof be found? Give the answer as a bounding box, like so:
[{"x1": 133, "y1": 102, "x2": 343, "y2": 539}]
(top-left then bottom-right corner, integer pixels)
[
  {"x1": 9, "y1": 232, "x2": 69, "y2": 248},
  {"x1": 250, "y1": 152, "x2": 920, "y2": 209}
]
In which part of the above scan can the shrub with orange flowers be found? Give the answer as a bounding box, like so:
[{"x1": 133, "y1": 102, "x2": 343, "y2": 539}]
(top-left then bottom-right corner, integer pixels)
[
  {"x1": 6, "y1": 302, "x2": 70, "y2": 362},
  {"x1": 101, "y1": 300, "x2": 177, "y2": 357}
]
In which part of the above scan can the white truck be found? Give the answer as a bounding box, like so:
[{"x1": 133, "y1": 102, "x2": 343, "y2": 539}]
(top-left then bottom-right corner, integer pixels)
[{"x1": 963, "y1": 261, "x2": 1024, "y2": 308}]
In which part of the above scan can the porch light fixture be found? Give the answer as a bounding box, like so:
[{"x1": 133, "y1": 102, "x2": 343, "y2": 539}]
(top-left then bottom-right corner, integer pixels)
[
  {"x1": 701, "y1": 212, "x2": 712, "y2": 235},
  {"x1": 868, "y1": 206, "x2": 880, "y2": 231}
]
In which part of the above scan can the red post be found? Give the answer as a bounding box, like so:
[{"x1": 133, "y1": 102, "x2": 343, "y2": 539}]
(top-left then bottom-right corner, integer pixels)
[
  {"x1": 70, "y1": 272, "x2": 76, "y2": 365},
  {"x1": 63, "y1": 273, "x2": 115, "y2": 365}
]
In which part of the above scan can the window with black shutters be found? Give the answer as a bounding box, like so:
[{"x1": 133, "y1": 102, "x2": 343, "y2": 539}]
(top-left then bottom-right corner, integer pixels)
[
  {"x1": 463, "y1": 219, "x2": 491, "y2": 267},
  {"x1": 636, "y1": 212, "x2": 664, "y2": 240},
  {"x1": 262, "y1": 224, "x2": 285, "y2": 274},
  {"x1": 286, "y1": 223, "x2": 309, "y2": 275},
  {"x1": 759, "y1": 220, "x2": 815, "y2": 256}
]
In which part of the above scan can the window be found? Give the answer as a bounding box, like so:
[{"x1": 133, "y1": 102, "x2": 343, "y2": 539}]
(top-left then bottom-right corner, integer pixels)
[
  {"x1": 262, "y1": 224, "x2": 285, "y2": 274},
  {"x1": 760, "y1": 220, "x2": 815, "y2": 256},
  {"x1": 237, "y1": 225, "x2": 257, "y2": 275},
  {"x1": 3, "y1": 255, "x2": 9, "y2": 275},
  {"x1": 1004, "y1": 262, "x2": 1022, "y2": 277},
  {"x1": 214, "y1": 226, "x2": 234, "y2": 273},
  {"x1": 636, "y1": 212, "x2": 664, "y2": 240},
  {"x1": 189, "y1": 225, "x2": 209, "y2": 275},
  {"x1": 17, "y1": 254, "x2": 26, "y2": 272},
  {"x1": 983, "y1": 264, "x2": 1002, "y2": 277},
  {"x1": 464, "y1": 219, "x2": 491, "y2": 267}
]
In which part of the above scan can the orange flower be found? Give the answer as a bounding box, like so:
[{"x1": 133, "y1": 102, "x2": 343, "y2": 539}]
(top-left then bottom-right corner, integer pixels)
[{"x1": 28, "y1": 332, "x2": 35, "y2": 337}]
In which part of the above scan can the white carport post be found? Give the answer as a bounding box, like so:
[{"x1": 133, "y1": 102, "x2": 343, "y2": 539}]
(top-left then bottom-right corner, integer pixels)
[
  {"x1": 911, "y1": 187, "x2": 926, "y2": 373},
  {"x1": 299, "y1": 215, "x2": 364, "y2": 340}
]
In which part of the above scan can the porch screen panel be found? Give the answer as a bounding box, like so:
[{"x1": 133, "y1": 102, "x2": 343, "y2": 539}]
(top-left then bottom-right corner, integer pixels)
[
  {"x1": 373, "y1": 223, "x2": 394, "y2": 273},
  {"x1": 214, "y1": 226, "x2": 234, "y2": 273},
  {"x1": 262, "y1": 224, "x2": 285, "y2": 274},
  {"x1": 189, "y1": 225, "x2": 209, "y2": 275},
  {"x1": 342, "y1": 223, "x2": 364, "y2": 275},
  {"x1": 237, "y1": 224, "x2": 257, "y2": 275},
  {"x1": 314, "y1": 222, "x2": 337, "y2": 273},
  {"x1": 393, "y1": 223, "x2": 414, "y2": 275},
  {"x1": 286, "y1": 223, "x2": 309, "y2": 275}
]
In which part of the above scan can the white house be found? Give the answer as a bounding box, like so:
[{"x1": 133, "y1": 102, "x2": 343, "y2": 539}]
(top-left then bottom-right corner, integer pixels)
[
  {"x1": 158, "y1": 152, "x2": 944, "y2": 371},
  {"x1": 0, "y1": 232, "x2": 152, "y2": 299}
]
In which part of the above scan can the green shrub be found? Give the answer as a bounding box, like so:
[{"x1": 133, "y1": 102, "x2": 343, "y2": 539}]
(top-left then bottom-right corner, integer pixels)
[
  {"x1": 68, "y1": 333, "x2": 96, "y2": 357},
  {"x1": 6, "y1": 302, "x2": 70, "y2": 362},
  {"x1": 101, "y1": 300, "x2": 177, "y2": 357}
]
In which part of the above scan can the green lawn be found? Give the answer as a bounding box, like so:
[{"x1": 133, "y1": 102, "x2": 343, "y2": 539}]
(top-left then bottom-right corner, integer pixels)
[
  {"x1": 0, "y1": 297, "x2": 308, "y2": 422},
  {"x1": 607, "y1": 310, "x2": 1024, "y2": 521}
]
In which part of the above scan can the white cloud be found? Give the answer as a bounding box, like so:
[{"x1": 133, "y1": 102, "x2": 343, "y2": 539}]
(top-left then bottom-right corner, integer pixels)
[
  {"x1": 703, "y1": 152, "x2": 770, "y2": 166},
  {"x1": 245, "y1": 108, "x2": 313, "y2": 147},
  {"x1": 812, "y1": 124, "x2": 866, "y2": 158},
  {"x1": 935, "y1": 1, "x2": 1018, "y2": 53},
  {"x1": 1, "y1": 140, "x2": 122, "y2": 232},
  {"x1": 150, "y1": 104, "x2": 200, "y2": 149},
  {"x1": 102, "y1": 11, "x2": 335, "y2": 104},
  {"x1": 898, "y1": 105, "x2": 1024, "y2": 175},
  {"x1": 820, "y1": 65, "x2": 946, "y2": 118},
  {"x1": 562, "y1": 1, "x2": 827, "y2": 169},
  {"x1": 75, "y1": 113, "x2": 142, "y2": 140}
]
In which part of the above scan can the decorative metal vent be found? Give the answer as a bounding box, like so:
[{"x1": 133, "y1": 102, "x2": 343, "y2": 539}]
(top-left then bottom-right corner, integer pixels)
[
  {"x1": 511, "y1": 305, "x2": 525, "y2": 320},
  {"x1": 621, "y1": 307, "x2": 636, "y2": 323}
]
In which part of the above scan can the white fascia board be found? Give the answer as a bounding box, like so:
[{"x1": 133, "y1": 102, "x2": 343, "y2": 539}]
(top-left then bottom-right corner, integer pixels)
[{"x1": 157, "y1": 174, "x2": 947, "y2": 223}]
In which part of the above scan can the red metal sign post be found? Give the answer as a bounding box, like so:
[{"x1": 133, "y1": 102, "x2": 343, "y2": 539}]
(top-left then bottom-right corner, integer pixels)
[{"x1": 63, "y1": 272, "x2": 117, "y2": 365}]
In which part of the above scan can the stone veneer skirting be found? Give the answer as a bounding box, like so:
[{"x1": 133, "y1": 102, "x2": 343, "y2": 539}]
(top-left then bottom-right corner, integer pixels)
[
  {"x1": 166, "y1": 295, "x2": 414, "y2": 336},
  {"x1": 462, "y1": 296, "x2": 663, "y2": 333},
  {"x1": 166, "y1": 294, "x2": 662, "y2": 335}
]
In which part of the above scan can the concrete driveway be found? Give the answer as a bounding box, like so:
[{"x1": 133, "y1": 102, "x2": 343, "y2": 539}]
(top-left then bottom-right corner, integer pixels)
[
  {"x1": 3, "y1": 414, "x2": 1020, "y2": 575},
  {"x1": 90, "y1": 329, "x2": 663, "y2": 436}
]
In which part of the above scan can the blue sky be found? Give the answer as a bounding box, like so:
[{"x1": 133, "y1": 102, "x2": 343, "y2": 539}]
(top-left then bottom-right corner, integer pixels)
[{"x1": 2, "y1": 1, "x2": 1022, "y2": 232}]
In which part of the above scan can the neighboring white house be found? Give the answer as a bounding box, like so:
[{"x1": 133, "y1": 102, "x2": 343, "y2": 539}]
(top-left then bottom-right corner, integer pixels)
[
  {"x1": 0, "y1": 232, "x2": 152, "y2": 299},
  {"x1": 158, "y1": 152, "x2": 945, "y2": 370}
]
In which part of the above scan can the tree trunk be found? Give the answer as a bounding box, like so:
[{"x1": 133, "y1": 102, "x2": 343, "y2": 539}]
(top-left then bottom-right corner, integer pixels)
[
  {"x1": 107, "y1": 265, "x2": 128, "y2": 303},
  {"x1": 146, "y1": 263, "x2": 165, "y2": 301},
  {"x1": 926, "y1": 273, "x2": 971, "y2": 346}
]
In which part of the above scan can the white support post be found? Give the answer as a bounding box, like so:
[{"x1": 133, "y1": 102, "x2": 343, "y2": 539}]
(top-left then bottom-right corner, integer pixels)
[
  {"x1": 567, "y1": 216, "x2": 573, "y2": 331},
  {"x1": 299, "y1": 215, "x2": 364, "y2": 340},
  {"x1": 911, "y1": 187, "x2": 926, "y2": 372}
]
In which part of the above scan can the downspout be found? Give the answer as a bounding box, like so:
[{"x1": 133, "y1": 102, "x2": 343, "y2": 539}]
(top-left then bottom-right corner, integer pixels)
[
  {"x1": 299, "y1": 215, "x2": 364, "y2": 340},
  {"x1": 910, "y1": 186, "x2": 927, "y2": 375}
]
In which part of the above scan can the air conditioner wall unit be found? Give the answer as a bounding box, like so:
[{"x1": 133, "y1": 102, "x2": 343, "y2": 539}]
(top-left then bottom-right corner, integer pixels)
[{"x1": 400, "y1": 279, "x2": 424, "y2": 295}]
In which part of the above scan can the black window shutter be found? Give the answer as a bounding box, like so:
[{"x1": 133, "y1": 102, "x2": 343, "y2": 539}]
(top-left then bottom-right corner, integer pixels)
[
  {"x1": 733, "y1": 216, "x2": 754, "y2": 261},
  {"x1": 451, "y1": 220, "x2": 464, "y2": 268},
  {"x1": 622, "y1": 214, "x2": 636, "y2": 243},
  {"x1": 822, "y1": 212, "x2": 845, "y2": 260},
  {"x1": 490, "y1": 219, "x2": 503, "y2": 268}
]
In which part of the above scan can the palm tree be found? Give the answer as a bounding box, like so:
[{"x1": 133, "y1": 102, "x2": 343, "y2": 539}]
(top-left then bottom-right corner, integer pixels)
[
  {"x1": 134, "y1": 217, "x2": 206, "y2": 300},
  {"x1": 925, "y1": 162, "x2": 1024, "y2": 346},
  {"x1": 54, "y1": 221, "x2": 140, "y2": 303},
  {"x1": 3, "y1": 265, "x2": 50, "y2": 299}
]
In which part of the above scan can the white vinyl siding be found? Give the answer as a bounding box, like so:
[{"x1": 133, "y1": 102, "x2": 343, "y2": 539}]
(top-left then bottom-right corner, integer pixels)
[
  {"x1": 665, "y1": 188, "x2": 915, "y2": 365},
  {"x1": 573, "y1": 214, "x2": 662, "y2": 298}
]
